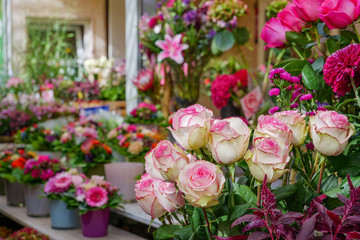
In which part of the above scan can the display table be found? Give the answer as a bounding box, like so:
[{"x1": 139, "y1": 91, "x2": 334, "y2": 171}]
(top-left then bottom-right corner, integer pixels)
[
  {"x1": 114, "y1": 203, "x2": 161, "y2": 228},
  {"x1": 0, "y1": 197, "x2": 145, "y2": 240}
]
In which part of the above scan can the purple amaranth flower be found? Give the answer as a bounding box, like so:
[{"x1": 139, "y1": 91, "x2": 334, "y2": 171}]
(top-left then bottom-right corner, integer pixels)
[
  {"x1": 299, "y1": 93, "x2": 313, "y2": 101},
  {"x1": 269, "y1": 88, "x2": 280, "y2": 96},
  {"x1": 269, "y1": 106, "x2": 280, "y2": 114}
]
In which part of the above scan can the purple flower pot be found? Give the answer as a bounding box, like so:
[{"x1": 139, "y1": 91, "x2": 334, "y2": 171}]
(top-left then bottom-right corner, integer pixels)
[{"x1": 80, "y1": 208, "x2": 110, "y2": 237}]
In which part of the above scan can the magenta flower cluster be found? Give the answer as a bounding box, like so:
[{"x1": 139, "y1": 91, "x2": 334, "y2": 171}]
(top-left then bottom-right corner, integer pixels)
[
  {"x1": 24, "y1": 155, "x2": 62, "y2": 182},
  {"x1": 269, "y1": 68, "x2": 300, "y2": 83}
]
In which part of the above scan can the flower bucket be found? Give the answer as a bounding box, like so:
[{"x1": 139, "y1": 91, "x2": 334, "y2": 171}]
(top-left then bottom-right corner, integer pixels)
[
  {"x1": 80, "y1": 208, "x2": 110, "y2": 237},
  {"x1": 24, "y1": 184, "x2": 49, "y2": 217},
  {"x1": 105, "y1": 162, "x2": 144, "y2": 202},
  {"x1": 4, "y1": 180, "x2": 25, "y2": 207},
  {"x1": 83, "y1": 163, "x2": 105, "y2": 177},
  {"x1": 50, "y1": 199, "x2": 80, "y2": 229},
  {"x1": 0, "y1": 178, "x2": 5, "y2": 195}
]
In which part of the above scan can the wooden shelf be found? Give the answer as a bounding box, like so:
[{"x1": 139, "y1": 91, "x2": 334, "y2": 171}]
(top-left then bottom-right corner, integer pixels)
[{"x1": 0, "y1": 197, "x2": 146, "y2": 240}]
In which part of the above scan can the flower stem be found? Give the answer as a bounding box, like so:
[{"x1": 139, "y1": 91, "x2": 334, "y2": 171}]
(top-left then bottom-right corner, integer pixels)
[
  {"x1": 310, "y1": 151, "x2": 319, "y2": 182},
  {"x1": 350, "y1": 76, "x2": 360, "y2": 107},
  {"x1": 262, "y1": 48, "x2": 274, "y2": 96},
  {"x1": 292, "y1": 46, "x2": 305, "y2": 60},
  {"x1": 202, "y1": 208, "x2": 213, "y2": 240},
  {"x1": 316, "y1": 159, "x2": 326, "y2": 194},
  {"x1": 352, "y1": 23, "x2": 360, "y2": 43},
  {"x1": 313, "y1": 25, "x2": 322, "y2": 56},
  {"x1": 257, "y1": 185, "x2": 261, "y2": 206}
]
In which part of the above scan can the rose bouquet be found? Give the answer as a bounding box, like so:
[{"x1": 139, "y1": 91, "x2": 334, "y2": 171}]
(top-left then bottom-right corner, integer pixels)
[
  {"x1": 107, "y1": 123, "x2": 164, "y2": 162},
  {"x1": 125, "y1": 102, "x2": 166, "y2": 126},
  {"x1": 134, "y1": 102, "x2": 360, "y2": 240},
  {"x1": 63, "y1": 175, "x2": 122, "y2": 214},
  {"x1": 22, "y1": 155, "x2": 64, "y2": 185},
  {"x1": 139, "y1": 0, "x2": 249, "y2": 113},
  {"x1": 0, "y1": 148, "x2": 36, "y2": 183}
]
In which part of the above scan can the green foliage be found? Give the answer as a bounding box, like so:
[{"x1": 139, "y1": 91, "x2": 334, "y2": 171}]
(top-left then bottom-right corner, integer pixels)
[{"x1": 213, "y1": 30, "x2": 235, "y2": 53}]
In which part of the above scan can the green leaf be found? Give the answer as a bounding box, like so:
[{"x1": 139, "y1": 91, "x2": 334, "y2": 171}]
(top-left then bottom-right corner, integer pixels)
[
  {"x1": 286, "y1": 181, "x2": 305, "y2": 212},
  {"x1": 328, "y1": 150, "x2": 360, "y2": 178},
  {"x1": 286, "y1": 31, "x2": 310, "y2": 45},
  {"x1": 311, "y1": 57, "x2": 324, "y2": 74},
  {"x1": 233, "y1": 184, "x2": 257, "y2": 204},
  {"x1": 325, "y1": 187, "x2": 342, "y2": 198},
  {"x1": 341, "y1": 30, "x2": 359, "y2": 43},
  {"x1": 211, "y1": 40, "x2": 221, "y2": 56},
  {"x1": 274, "y1": 58, "x2": 298, "y2": 69},
  {"x1": 283, "y1": 60, "x2": 307, "y2": 76},
  {"x1": 174, "y1": 225, "x2": 194, "y2": 240},
  {"x1": 317, "y1": 22, "x2": 330, "y2": 37},
  {"x1": 153, "y1": 225, "x2": 182, "y2": 240},
  {"x1": 233, "y1": 27, "x2": 250, "y2": 45},
  {"x1": 230, "y1": 203, "x2": 252, "y2": 221},
  {"x1": 192, "y1": 208, "x2": 202, "y2": 232},
  {"x1": 321, "y1": 174, "x2": 339, "y2": 193},
  {"x1": 213, "y1": 30, "x2": 235, "y2": 52},
  {"x1": 273, "y1": 184, "x2": 297, "y2": 201},
  {"x1": 301, "y1": 63, "x2": 324, "y2": 90},
  {"x1": 326, "y1": 38, "x2": 340, "y2": 54}
]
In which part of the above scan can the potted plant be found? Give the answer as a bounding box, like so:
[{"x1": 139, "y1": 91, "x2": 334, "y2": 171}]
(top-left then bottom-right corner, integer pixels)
[
  {"x1": 125, "y1": 102, "x2": 167, "y2": 128},
  {"x1": 65, "y1": 175, "x2": 122, "y2": 237},
  {"x1": 0, "y1": 147, "x2": 35, "y2": 206},
  {"x1": 22, "y1": 155, "x2": 64, "y2": 217},
  {"x1": 6, "y1": 227, "x2": 49, "y2": 240},
  {"x1": 43, "y1": 169, "x2": 85, "y2": 229}
]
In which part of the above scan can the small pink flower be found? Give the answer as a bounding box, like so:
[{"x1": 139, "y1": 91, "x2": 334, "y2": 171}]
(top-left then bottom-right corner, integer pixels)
[
  {"x1": 85, "y1": 187, "x2": 108, "y2": 207},
  {"x1": 299, "y1": 93, "x2": 313, "y2": 101},
  {"x1": 53, "y1": 172, "x2": 72, "y2": 189},
  {"x1": 132, "y1": 69, "x2": 154, "y2": 91},
  {"x1": 290, "y1": 103, "x2": 299, "y2": 108},
  {"x1": 155, "y1": 34, "x2": 189, "y2": 64},
  {"x1": 269, "y1": 106, "x2": 280, "y2": 114},
  {"x1": 6, "y1": 77, "x2": 24, "y2": 88},
  {"x1": 269, "y1": 88, "x2": 280, "y2": 96}
]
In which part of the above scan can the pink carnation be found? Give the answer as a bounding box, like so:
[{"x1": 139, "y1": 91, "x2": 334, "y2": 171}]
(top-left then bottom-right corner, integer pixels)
[
  {"x1": 299, "y1": 94, "x2": 313, "y2": 101},
  {"x1": 269, "y1": 88, "x2": 280, "y2": 96},
  {"x1": 53, "y1": 172, "x2": 72, "y2": 189},
  {"x1": 323, "y1": 44, "x2": 360, "y2": 96},
  {"x1": 269, "y1": 106, "x2": 280, "y2": 114},
  {"x1": 85, "y1": 186, "x2": 108, "y2": 207}
]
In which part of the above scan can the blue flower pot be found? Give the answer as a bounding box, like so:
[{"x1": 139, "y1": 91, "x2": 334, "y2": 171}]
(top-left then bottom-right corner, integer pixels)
[{"x1": 50, "y1": 199, "x2": 80, "y2": 229}]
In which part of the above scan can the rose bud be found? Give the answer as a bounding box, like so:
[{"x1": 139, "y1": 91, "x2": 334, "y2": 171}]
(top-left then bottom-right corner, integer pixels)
[
  {"x1": 135, "y1": 173, "x2": 185, "y2": 219},
  {"x1": 309, "y1": 111, "x2": 355, "y2": 156},
  {"x1": 167, "y1": 104, "x2": 213, "y2": 150},
  {"x1": 245, "y1": 137, "x2": 290, "y2": 183},
  {"x1": 206, "y1": 117, "x2": 250, "y2": 165},
  {"x1": 177, "y1": 160, "x2": 225, "y2": 208},
  {"x1": 273, "y1": 110, "x2": 308, "y2": 146}
]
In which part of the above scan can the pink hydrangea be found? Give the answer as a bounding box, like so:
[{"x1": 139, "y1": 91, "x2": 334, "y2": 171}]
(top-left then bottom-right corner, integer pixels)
[
  {"x1": 323, "y1": 43, "x2": 360, "y2": 96},
  {"x1": 85, "y1": 187, "x2": 108, "y2": 207}
]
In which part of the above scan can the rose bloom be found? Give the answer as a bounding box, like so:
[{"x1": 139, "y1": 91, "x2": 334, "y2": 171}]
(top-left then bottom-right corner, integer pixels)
[
  {"x1": 260, "y1": 18, "x2": 292, "y2": 49},
  {"x1": 168, "y1": 104, "x2": 213, "y2": 150},
  {"x1": 254, "y1": 115, "x2": 293, "y2": 145},
  {"x1": 277, "y1": 2, "x2": 305, "y2": 33},
  {"x1": 320, "y1": 0, "x2": 360, "y2": 30},
  {"x1": 206, "y1": 117, "x2": 250, "y2": 165},
  {"x1": 240, "y1": 86, "x2": 263, "y2": 119},
  {"x1": 309, "y1": 111, "x2": 355, "y2": 156},
  {"x1": 145, "y1": 140, "x2": 193, "y2": 182},
  {"x1": 177, "y1": 160, "x2": 225, "y2": 208},
  {"x1": 135, "y1": 173, "x2": 184, "y2": 219},
  {"x1": 85, "y1": 186, "x2": 108, "y2": 207},
  {"x1": 245, "y1": 137, "x2": 290, "y2": 183},
  {"x1": 293, "y1": 0, "x2": 324, "y2": 22},
  {"x1": 273, "y1": 111, "x2": 308, "y2": 146}
]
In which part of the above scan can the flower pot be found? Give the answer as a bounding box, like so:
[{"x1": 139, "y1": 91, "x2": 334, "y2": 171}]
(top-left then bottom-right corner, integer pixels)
[
  {"x1": 83, "y1": 163, "x2": 105, "y2": 177},
  {"x1": 0, "y1": 178, "x2": 5, "y2": 195},
  {"x1": 105, "y1": 162, "x2": 144, "y2": 202},
  {"x1": 50, "y1": 199, "x2": 80, "y2": 229},
  {"x1": 4, "y1": 180, "x2": 25, "y2": 207},
  {"x1": 80, "y1": 208, "x2": 110, "y2": 237},
  {"x1": 24, "y1": 184, "x2": 49, "y2": 217}
]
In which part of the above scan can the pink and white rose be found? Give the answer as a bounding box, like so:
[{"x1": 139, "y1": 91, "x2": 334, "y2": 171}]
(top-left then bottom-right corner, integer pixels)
[
  {"x1": 273, "y1": 111, "x2": 308, "y2": 146},
  {"x1": 145, "y1": 140, "x2": 194, "y2": 182},
  {"x1": 245, "y1": 137, "x2": 290, "y2": 183},
  {"x1": 254, "y1": 115, "x2": 293, "y2": 145},
  {"x1": 168, "y1": 104, "x2": 213, "y2": 150},
  {"x1": 206, "y1": 117, "x2": 250, "y2": 165},
  {"x1": 309, "y1": 111, "x2": 355, "y2": 156},
  {"x1": 135, "y1": 173, "x2": 185, "y2": 219},
  {"x1": 177, "y1": 160, "x2": 225, "y2": 208},
  {"x1": 240, "y1": 87, "x2": 264, "y2": 119}
]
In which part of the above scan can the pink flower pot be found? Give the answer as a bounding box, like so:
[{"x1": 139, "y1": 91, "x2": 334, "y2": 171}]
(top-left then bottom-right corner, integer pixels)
[
  {"x1": 105, "y1": 162, "x2": 144, "y2": 202},
  {"x1": 80, "y1": 208, "x2": 110, "y2": 237}
]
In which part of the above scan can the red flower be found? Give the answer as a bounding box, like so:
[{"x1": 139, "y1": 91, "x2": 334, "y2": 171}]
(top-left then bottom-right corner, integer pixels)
[
  {"x1": 33, "y1": 124, "x2": 38, "y2": 128},
  {"x1": 137, "y1": 133, "x2": 145, "y2": 138},
  {"x1": 123, "y1": 142, "x2": 130, "y2": 148},
  {"x1": 234, "y1": 69, "x2": 248, "y2": 87},
  {"x1": 18, "y1": 149, "x2": 25, "y2": 155},
  {"x1": 11, "y1": 157, "x2": 26, "y2": 169},
  {"x1": 211, "y1": 74, "x2": 237, "y2": 109},
  {"x1": 102, "y1": 144, "x2": 112, "y2": 155}
]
